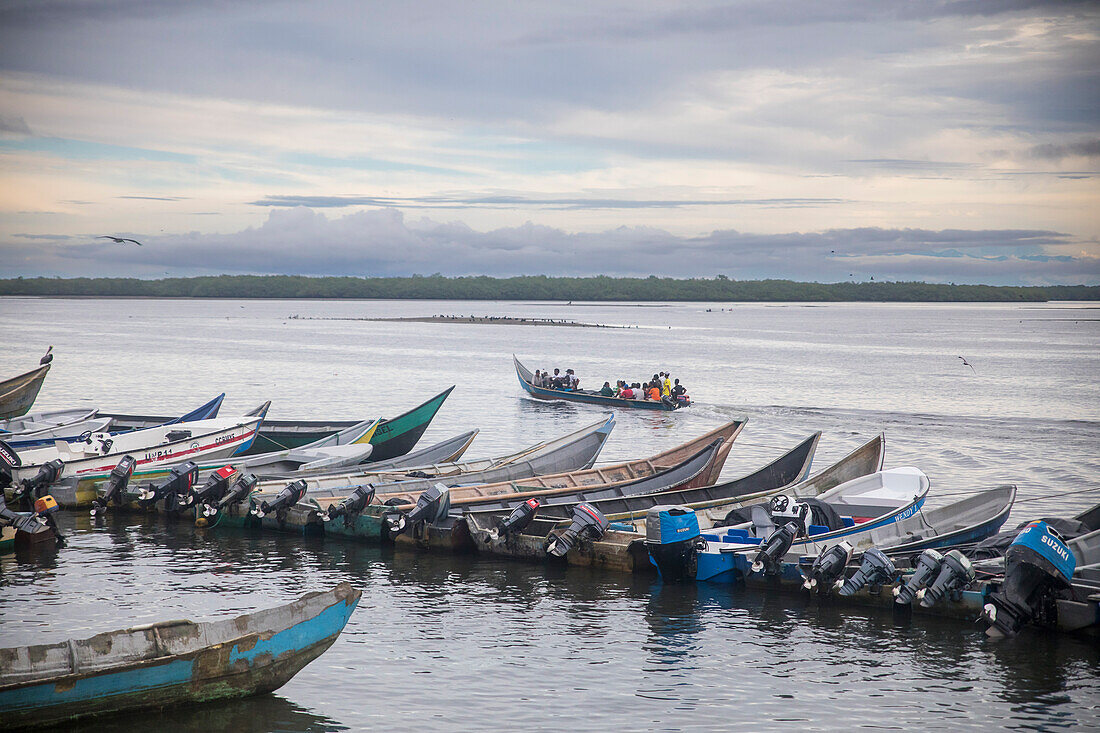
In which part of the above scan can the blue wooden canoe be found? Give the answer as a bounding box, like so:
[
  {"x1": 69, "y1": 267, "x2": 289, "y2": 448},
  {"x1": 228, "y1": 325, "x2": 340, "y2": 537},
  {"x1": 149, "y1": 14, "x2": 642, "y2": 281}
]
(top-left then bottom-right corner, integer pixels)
[
  {"x1": 0, "y1": 583, "x2": 360, "y2": 728},
  {"x1": 514, "y1": 356, "x2": 688, "y2": 411}
]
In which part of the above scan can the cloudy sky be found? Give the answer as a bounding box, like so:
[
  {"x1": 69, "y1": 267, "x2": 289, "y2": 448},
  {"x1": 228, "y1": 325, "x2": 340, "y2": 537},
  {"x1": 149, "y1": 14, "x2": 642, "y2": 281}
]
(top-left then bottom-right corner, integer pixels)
[{"x1": 1, "y1": 0, "x2": 1097, "y2": 284}]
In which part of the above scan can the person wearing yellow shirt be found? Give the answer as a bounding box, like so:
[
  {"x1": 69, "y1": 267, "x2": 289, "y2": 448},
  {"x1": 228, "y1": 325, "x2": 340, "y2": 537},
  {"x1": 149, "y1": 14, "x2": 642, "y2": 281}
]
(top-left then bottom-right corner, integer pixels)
[{"x1": 661, "y1": 373, "x2": 672, "y2": 396}]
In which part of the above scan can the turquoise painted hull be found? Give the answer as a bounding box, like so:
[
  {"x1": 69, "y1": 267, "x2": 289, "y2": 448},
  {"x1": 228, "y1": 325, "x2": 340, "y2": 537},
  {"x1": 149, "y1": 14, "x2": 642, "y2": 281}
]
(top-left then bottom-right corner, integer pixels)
[{"x1": 0, "y1": 584, "x2": 360, "y2": 728}]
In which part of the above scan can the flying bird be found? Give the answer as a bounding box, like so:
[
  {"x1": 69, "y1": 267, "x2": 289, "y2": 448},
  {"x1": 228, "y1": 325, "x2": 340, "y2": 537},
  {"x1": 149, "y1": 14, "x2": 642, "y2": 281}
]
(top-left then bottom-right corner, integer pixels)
[
  {"x1": 98, "y1": 235, "x2": 143, "y2": 246},
  {"x1": 958, "y1": 356, "x2": 975, "y2": 373}
]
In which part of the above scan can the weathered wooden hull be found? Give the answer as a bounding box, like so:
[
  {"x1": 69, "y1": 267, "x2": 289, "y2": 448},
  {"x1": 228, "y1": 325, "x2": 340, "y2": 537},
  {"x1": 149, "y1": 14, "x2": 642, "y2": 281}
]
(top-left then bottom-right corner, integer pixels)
[
  {"x1": 391, "y1": 436, "x2": 735, "y2": 553},
  {"x1": 205, "y1": 421, "x2": 741, "y2": 547},
  {"x1": 300, "y1": 418, "x2": 741, "y2": 507},
  {"x1": 468, "y1": 434, "x2": 885, "y2": 573},
  {"x1": 0, "y1": 526, "x2": 14, "y2": 554},
  {"x1": 0, "y1": 365, "x2": 50, "y2": 421},
  {"x1": 0, "y1": 583, "x2": 360, "y2": 729},
  {"x1": 514, "y1": 356, "x2": 686, "y2": 410}
]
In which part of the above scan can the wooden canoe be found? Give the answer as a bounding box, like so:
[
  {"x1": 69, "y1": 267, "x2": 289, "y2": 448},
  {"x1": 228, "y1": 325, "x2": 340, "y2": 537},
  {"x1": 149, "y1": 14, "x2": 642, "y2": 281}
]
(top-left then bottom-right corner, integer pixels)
[
  {"x1": 0, "y1": 364, "x2": 50, "y2": 421},
  {"x1": 390, "y1": 436, "x2": 736, "y2": 553},
  {"x1": 466, "y1": 433, "x2": 885, "y2": 573},
  {"x1": 212, "y1": 420, "x2": 743, "y2": 542},
  {"x1": 515, "y1": 355, "x2": 687, "y2": 411},
  {"x1": 247, "y1": 414, "x2": 621, "y2": 503},
  {"x1": 0, "y1": 583, "x2": 360, "y2": 729},
  {"x1": 100, "y1": 387, "x2": 454, "y2": 461}
]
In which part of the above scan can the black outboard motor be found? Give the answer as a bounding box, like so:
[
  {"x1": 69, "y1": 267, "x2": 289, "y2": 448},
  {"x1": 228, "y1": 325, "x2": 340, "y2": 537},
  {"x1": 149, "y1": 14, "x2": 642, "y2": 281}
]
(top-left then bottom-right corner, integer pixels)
[
  {"x1": 497, "y1": 498, "x2": 541, "y2": 536},
  {"x1": 893, "y1": 549, "x2": 944, "y2": 606},
  {"x1": 801, "y1": 541, "x2": 853, "y2": 591},
  {"x1": 919, "y1": 550, "x2": 974, "y2": 608},
  {"x1": 252, "y1": 479, "x2": 308, "y2": 519},
  {"x1": 181, "y1": 466, "x2": 237, "y2": 509},
  {"x1": 982, "y1": 521, "x2": 1077, "y2": 637},
  {"x1": 383, "y1": 484, "x2": 451, "y2": 538},
  {"x1": 136, "y1": 461, "x2": 198, "y2": 507},
  {"x1": 90, "y1": 455, "x2": 137, "y2": 516},
  {"x1": 0, "y1": 438, "x2": 21, "y2": 489},
  {"x1": 751, "y1": 521, "x2": 800, "y2": 576},
  {"x1": 324, "y1": 485, "x2": 377, "y2": 524},
  {"x1": 546, "y1": 502, "x2": 609, "y2": 557},
  {"x1": 0, "y1": 493, "x2": 44, "y2": 533},
  {"x1": 202, "y1": 472, "x2": 258, "y2": 518},
  {"x1": 645, "y1": 505, "x2": 704, "y2": 582},
  {"x1": 12, "y1": 458, "x2": 65, "y2": 502},
  {"x1": 838, "y1": 548, "x2": 897, "y2": 596}
]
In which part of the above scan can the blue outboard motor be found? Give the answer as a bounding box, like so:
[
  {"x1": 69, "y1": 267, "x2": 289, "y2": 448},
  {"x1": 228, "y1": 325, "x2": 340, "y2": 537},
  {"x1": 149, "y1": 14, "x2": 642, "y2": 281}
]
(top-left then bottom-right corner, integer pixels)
[
  {"x1": 645, "y1": 505, "x2": 704, "y2": 582},
  {"x1": 983, "y1": 521, "x2": 1077, "y2": 637}
]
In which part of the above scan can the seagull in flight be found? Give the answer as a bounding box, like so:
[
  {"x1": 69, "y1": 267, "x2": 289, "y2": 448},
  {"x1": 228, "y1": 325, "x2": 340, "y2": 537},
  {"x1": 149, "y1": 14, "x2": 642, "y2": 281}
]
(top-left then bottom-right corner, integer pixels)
[
  {"x1": 958, "y1": 356, "x2": 976, "y2": 373},
  {"x1": 98, "y1": 235, "x2": 143, "y2": 246}
]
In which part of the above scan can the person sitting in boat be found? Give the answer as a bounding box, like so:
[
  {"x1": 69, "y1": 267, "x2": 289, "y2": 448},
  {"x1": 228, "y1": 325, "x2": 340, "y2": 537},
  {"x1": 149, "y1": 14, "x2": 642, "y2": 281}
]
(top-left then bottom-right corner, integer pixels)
[
  {"x1": 647, "y1": 383, "x2": 661, "y2": 401},
  {"x1": 672, "y1": 379, "x2": 687, "y2": 400},
  {"x1": 600, "y1": 381, "x2": 614, "y2": 397},
  {"x1": 566, "y1": 369, "x2": 579, "y2": 390},
  {"x1": 533, "y1": 369, "x2": 544, "y2": 387},
  {"x1": 620, "y1": 384, "x2": 634, "y2": 399},
  {"x1": 550, "y1": 368, "x2": 563, "y2": 389},
  {"x1": 632, "y1": 382, "x2": 645, "y2": 399}
]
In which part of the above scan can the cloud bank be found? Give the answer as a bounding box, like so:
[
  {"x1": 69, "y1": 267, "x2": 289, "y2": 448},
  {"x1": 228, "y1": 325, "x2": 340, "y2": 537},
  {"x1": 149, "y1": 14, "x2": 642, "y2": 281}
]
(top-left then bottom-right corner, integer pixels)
[{"x1": 3, "y1": 207, "x2": 1095, "y2": 285}]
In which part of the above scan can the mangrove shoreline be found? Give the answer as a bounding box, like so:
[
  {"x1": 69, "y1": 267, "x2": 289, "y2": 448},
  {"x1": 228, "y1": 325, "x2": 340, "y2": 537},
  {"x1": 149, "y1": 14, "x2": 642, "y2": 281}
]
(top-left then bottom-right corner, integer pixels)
[{"x1": 1, "y1": 275, "x2": 1096, "y2": 302}]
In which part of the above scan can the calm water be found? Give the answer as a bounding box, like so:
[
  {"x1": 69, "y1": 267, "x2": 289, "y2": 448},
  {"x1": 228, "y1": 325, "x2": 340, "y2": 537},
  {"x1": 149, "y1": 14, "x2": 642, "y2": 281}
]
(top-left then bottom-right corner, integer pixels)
[{"x1": 1, "y1": 298, "x2": 1098, "y2": 731}]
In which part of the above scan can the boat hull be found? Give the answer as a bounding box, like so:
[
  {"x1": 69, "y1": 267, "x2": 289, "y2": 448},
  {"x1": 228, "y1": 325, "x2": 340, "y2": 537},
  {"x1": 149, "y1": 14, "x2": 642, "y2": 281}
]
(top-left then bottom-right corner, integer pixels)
[
  {"x1": 0, "y1": 584, "x2": 360, "y2": 729},
  {"x1": 514, "y1": 356, "x2": 685, "y2": 411},
  {"x1": 0, "y1": 365, "x2": 50, "y2": 421}
]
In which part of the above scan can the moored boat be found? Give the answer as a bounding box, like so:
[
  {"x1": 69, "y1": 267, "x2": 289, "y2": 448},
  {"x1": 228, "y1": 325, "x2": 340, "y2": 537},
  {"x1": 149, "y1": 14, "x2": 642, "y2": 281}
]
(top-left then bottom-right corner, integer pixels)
[
  {"x1": 1, "y1": 416, "x2": 265, "y2": 508},
  {"x1": 100, "y1": 387, "x2": 455, "y2": 461},
  {"x1": 514, "y1": 356, "x2": 688, "y2": 411},
  {"x1": 466, "y1": 433, "x2": 884, "y2": 573},
  {"x1": 388, "y1": 433, "x2": 740, "y2": 553},
  {"x1": 221, "y1": 419, "x2": 743, "y2": 541},
  {"x1": 0, "y1": 353, "x2": 52, "y2": 420},
  {"x1": 0, "y1": 583, "x2": 361, "y2": 728}
]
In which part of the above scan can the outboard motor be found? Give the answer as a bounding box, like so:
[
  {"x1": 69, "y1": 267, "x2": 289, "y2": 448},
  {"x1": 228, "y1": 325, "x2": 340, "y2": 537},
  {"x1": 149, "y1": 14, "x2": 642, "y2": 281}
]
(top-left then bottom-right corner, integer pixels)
[
  {"x1": 324, "y1": 484, "x2": 377, "y2": 524},
  {"x1": 0, "y1": 493, "x2": 44, "y2": 533},
  {"x1": 919, "y1": 550, "x2": 974, "y2": 608},
  {"x1": 90, "y1": 455, "x2": 137, "y2": 516},
  {"x1": 769, "y1": 495, "x2": 810, "y2": 537},
  {"x1": 893, "y1": 549, "x2": 944, "y2": 605},
  {"x1": 802, "y1": 541, "x2": 853, "y2": 591},
  {"x1": 33, "y1": 494, "x2": 65, "y2": 544},
  {"x1": 13, "y1": 458, "x2": 65, "y2": 502},
  {"x1": 982, "y1": 521, "x2": 1076, "y2": 637},
  {"x1": 751, "y1": 521, "x2": 800, "y2": 575},
  {"x1": 202, "y1": 472, "x2": 258, "y2": 517},
  {"x1": 136, "y1": 461, "x2": 198, "y2": 507},
  {"x1": 383, "y1": 484, "x2": 451, "y2": 538},
  {"x1": 181, "y1": 466, "x2": 237, "y2": 509},
  {"x1": 645, "y1": 505, "x2": 704, "y2": 582},
  {"x1": 546, "y1": 502, "x2": 609, "y2": 557},
  {"x1": 0, "y1": 438, "x2": 20, "y2": 488},
  {"x1": 838, "y1": 548, "x2": 897, "y2": 596},
  {"x1": 252, "y1": 479, "x2": 308, "y2": 519},
  {"x1": 497, "y1": 498, "x2": 541, "y2": 536}
]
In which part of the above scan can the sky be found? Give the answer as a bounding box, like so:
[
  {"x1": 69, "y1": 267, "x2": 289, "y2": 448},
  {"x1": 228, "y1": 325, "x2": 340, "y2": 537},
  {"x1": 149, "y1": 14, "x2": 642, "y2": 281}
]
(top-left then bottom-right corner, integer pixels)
[{"x1": 0, "y1": 0, "x2": 1098, "y2": 284}]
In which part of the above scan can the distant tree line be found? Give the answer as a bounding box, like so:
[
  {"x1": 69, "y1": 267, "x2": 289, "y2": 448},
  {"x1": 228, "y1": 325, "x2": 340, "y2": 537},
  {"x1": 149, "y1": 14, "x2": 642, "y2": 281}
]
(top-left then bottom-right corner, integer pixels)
[{"x1": 0, "y1": 275, "x2": 1096, "y2": 302}]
